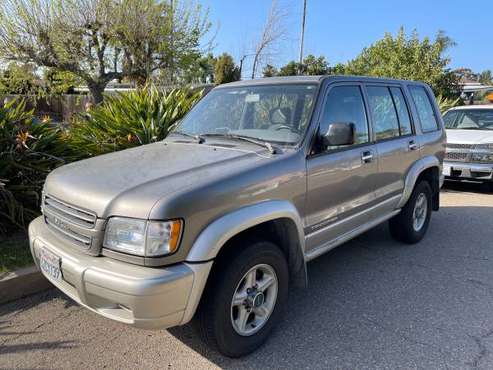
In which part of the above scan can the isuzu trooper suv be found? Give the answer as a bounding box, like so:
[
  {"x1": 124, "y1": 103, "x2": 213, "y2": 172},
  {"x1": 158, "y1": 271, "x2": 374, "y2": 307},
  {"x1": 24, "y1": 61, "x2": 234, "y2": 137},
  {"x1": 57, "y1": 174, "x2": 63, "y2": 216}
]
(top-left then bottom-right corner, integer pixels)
[{"x1": 29, "y1": 76, "x2": 445, "y2": 357}]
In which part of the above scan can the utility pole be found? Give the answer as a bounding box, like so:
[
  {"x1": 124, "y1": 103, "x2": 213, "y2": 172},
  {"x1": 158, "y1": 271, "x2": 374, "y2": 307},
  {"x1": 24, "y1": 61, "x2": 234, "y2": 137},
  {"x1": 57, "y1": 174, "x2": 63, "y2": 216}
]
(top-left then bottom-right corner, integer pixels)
[{"x1": 298, "y1": 0, "x2": 307, "y2": 74}]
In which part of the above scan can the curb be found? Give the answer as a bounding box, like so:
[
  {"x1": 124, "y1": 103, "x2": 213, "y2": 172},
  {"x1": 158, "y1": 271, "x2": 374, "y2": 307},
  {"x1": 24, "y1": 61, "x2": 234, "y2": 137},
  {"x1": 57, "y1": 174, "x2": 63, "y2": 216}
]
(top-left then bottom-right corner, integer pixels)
[{"x1": 0, "y1": 265, "x2": 53, "y2": 305}]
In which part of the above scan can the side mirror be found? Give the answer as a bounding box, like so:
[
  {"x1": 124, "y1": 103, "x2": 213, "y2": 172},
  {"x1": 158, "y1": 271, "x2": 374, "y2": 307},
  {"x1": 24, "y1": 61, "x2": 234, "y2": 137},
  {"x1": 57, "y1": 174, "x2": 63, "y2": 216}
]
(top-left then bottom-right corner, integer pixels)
[{"x1": 321, "y1": 122, "x2": 355, "y2": 147}]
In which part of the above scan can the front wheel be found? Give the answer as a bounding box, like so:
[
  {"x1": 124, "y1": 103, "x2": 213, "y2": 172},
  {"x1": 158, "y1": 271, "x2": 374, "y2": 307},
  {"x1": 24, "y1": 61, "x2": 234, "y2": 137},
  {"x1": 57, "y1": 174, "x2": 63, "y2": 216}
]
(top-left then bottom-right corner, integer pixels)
[
  {"x1": 194, "y1": 240, "x2": 289, "y2": 357},
  {"x1": 389, "y1": 180, "x2": 432, "y2": 244}
]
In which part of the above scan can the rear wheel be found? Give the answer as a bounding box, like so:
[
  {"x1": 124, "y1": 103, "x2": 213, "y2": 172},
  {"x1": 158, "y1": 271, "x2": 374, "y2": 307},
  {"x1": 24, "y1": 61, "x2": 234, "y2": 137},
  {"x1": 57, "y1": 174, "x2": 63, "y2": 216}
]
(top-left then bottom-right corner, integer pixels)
[
  {"x1": 389, "y1": 181, "x2": 432, "y2": 244},
  {"x1": 194, "y1": 240, "x2": 288, "y2": 357}
]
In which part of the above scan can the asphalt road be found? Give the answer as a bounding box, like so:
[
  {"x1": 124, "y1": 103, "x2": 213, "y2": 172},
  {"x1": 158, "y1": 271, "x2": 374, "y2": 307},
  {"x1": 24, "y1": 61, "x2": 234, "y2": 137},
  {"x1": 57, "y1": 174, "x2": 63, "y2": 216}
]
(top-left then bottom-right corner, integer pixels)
[{"x1": 2, "y1": 182, "x2": 493, "y2": 370}]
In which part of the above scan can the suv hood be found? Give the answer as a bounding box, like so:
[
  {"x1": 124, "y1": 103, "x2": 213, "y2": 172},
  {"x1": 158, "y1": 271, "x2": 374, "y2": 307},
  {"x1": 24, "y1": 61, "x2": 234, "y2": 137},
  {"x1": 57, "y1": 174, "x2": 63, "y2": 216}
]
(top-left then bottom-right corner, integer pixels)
[
  {"x1": 44, "y1": 141, "x2": 268, "y2": 219},
  {"x1": 446, "y1": 129, "x2": 493, "y2": 145}
]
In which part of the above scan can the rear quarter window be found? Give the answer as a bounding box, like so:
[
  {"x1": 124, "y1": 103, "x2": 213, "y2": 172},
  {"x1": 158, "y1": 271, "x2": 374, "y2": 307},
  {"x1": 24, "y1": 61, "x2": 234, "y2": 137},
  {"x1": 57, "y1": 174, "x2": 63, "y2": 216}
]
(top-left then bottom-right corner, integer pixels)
[{"x1": 409, "y1": 86, "x2": 439, "y2": 132}]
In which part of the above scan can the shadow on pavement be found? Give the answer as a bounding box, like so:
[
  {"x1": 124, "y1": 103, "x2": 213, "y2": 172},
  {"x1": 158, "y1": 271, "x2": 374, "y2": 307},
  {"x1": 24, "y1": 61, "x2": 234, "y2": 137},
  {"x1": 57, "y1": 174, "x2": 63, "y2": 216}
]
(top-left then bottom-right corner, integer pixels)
[
  {"x1": 0, "y1": 288, "x2": 76, "y2": 317},
  {"x1": 442, "y1": 180, "x2": 493, "y2": 194},
  {"x1": 0, "y1": 340, "x2": 76, "y2": 355}
]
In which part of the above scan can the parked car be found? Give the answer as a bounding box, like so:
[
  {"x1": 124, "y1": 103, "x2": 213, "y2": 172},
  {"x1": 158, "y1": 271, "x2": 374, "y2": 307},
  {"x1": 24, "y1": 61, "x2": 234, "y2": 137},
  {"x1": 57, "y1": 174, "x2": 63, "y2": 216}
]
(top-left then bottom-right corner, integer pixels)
[
  {"x1": 442, "y1": 105, "x2": 493, "y2": 188},
  {"x1": 28, "y1": 76, "x2": 445, "y2": 357}
]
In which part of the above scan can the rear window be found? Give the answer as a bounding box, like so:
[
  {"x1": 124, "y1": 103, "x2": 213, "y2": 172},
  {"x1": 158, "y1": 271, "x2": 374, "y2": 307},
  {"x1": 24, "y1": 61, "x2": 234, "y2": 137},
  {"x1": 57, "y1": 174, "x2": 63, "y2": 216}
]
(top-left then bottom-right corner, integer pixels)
[
  {"x1": 444, "y1": 109, "x2": 493, "y2": 130},
  {"x1": 409, "y1": 86, "x2": 439, "y2": 132}
]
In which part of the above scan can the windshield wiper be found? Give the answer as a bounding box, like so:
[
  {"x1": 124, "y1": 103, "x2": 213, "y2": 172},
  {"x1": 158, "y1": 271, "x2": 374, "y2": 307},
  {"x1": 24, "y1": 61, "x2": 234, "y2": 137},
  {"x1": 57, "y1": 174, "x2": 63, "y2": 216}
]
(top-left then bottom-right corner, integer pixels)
[
  {"x1": 170, "y1": 131, "x2": 205, "y2": 143},
  {"x1": 200, "y1": 133, "x2": 277, "y2": 154}
]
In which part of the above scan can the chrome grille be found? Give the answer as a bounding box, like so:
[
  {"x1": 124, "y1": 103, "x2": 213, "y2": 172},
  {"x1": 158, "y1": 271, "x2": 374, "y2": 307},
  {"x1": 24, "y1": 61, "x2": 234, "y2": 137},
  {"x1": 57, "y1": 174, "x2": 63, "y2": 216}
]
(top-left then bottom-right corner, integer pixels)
[
  {"x1": 42, "y1": 194, "x2": 97, "y2": 249},
  {"x1": 446, "y1": 143, "x2": 474, "y2": 149},
  {"x1": 44, "y1": 195, "x2": 96, "y2": 228},
  {"x1": 445, "y1": 152, "x2": 469, "y2": 162},
  {"x1": 474, "y1": 143, "x2": 493, "y2": 150}
]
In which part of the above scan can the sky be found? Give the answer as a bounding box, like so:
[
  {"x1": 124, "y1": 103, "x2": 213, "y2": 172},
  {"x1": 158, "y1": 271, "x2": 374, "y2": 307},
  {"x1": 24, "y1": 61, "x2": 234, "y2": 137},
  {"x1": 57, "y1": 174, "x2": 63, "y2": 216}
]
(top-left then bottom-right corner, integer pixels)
[{"x1": 201, "y1": 0, "x2": 493, "y2": 77}]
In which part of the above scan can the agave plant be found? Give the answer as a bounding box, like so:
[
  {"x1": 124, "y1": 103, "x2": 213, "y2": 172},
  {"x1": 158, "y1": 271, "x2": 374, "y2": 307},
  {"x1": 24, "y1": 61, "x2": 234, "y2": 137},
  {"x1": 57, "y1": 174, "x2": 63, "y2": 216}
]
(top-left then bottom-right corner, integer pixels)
[
  {"x1": 0, "y1": 98, "x2": 69, "y2": 232},
  {"x1": 69, "y1": 85, "x2": 203, "y2": 157},
  {"x1": 436, "y1": 94, "x2": 461, "y2": 113}
]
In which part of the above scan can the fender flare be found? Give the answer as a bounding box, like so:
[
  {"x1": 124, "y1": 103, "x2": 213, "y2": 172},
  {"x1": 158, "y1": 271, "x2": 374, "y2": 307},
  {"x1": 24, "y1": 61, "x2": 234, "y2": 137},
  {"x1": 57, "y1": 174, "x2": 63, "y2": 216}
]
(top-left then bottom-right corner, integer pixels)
[
  {"x1": 397, "y1": 155, "x2": 440, "y2": 208},
  {"x1": 186, "y1": 200, "x2": 306, "y2": 263}
]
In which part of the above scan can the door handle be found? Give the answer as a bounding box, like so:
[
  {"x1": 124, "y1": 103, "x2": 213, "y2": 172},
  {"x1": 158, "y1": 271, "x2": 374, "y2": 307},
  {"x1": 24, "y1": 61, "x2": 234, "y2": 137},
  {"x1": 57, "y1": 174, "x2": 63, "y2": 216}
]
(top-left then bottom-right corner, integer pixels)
[
  {"x1": 361, "y1": 151, "x2": 373, "y2": 163},
  {"x1": 408, "y1": 140, "x2": 418, "y2": 151}
]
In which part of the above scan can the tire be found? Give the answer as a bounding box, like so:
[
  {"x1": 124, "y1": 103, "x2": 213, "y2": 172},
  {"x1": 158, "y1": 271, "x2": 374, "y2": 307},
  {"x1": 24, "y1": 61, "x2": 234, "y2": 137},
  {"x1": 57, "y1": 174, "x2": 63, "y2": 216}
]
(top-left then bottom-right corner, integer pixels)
[
  {"x1": 389, "y1": 180, "x2": 432, "y2": 244},
  {"x1": 194, "y1": 240, "x2": 289, "y2": 357}
]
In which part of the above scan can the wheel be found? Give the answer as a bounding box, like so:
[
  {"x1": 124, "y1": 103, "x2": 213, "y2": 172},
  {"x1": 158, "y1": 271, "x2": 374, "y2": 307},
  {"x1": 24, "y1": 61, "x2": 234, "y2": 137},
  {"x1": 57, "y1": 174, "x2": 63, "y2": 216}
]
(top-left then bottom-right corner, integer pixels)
[
  {"x1": 194, "y1": 240, "x2": 289, "y2": 357},
  {"x1": 389, "y1": 181, "x2": 432, "y2": 244}
]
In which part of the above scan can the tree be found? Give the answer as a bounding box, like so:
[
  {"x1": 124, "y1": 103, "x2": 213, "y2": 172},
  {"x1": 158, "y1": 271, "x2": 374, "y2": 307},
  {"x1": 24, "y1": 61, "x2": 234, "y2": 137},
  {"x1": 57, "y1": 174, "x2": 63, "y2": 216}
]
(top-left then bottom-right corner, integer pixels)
[
  {"x1": 43, "y1": 69, "x2": 83, "y2": 95},
  {"x1": 0, "y1": 0, "x2": 211, "y2": 103},
  {"x1": 278, "y1": 61, "x2": 300, "y2": 76},
  {"x1": 214, "y1": 53, "x2": 240, "y2": 84},
  {"x1": 262, "y1": 64, "x2": 278, "y2": 77},
  {"x1": 183, "y1": 53, "x2": 216, "y2": 84},
  {"x1": 328, "y1": 63, "x2": 347, "y2": 75},
  {"x1": 479, "y1": 70, "x2": 493, "y2": 85},
  {"x1": 302, "y1": 55, "x2": 328, "y2": 75},
  {"x1": 0, "y1": 62, "x2": 39, "y2": 95},
  {"x1": 345, "y1": 27, "x2": 459, "y2": 98},
  {"x1": 250, "y1": 0, "x2": 287, "y2": 79},
  {"x1": 274, "y1": 55, "x2": 329, "y2": 77}
]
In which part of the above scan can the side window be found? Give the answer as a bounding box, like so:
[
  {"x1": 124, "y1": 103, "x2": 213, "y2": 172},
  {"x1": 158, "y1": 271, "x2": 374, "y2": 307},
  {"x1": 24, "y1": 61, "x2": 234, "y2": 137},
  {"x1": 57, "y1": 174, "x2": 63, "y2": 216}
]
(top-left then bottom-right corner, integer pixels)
[
  {"x1": 367, "y1": 86, "x2": 400, "y2": 140},
  {"x1": 320, "y1": 86, "x2": 369, "y2": 149},
  {"x1": 409, "y1": 86, "x2": 439, "y2": 132},
  {"x1": 390, "y1": 87, "x2": 413, "y2": 135}
]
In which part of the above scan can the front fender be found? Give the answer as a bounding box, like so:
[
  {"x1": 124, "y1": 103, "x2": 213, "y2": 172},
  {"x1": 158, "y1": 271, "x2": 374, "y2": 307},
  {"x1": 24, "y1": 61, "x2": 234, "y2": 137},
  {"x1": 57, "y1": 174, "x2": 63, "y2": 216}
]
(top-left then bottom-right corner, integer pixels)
[{"x1": 186, "y1": 200, "x2": 305, "y2": 262}]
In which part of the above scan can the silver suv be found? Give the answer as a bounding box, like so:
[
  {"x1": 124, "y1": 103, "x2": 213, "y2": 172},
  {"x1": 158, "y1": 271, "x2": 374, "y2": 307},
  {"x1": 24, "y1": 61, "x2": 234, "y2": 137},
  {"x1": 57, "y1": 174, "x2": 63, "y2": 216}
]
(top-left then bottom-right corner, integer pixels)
[
  {"x1": 442, "y1": 105, "x2": 493, "y2": 188},
  {"x1": 28, "y1": 76, "x2": 445, "y2": 357}
]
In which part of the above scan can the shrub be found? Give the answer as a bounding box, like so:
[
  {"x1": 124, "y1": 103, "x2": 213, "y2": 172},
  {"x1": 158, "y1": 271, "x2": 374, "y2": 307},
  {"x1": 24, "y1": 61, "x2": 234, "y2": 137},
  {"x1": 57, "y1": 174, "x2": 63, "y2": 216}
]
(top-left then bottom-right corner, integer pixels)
[
  {"x1": 69, "y1": 85, "x2": 202, "y2": 157},
  {"x1": 436, "y1": 94, "x2": 461, "y2": 113},
  {"x1": 0, "y1": 98, "x2": 69, "y2": 232}
]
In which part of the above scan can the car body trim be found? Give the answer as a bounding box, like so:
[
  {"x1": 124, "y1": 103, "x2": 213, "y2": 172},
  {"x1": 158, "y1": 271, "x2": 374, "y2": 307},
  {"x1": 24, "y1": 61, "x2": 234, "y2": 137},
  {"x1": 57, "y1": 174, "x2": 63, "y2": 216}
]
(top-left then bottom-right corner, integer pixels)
[
  {"x1": 186, "y1": 200, "x2": 305, "y2": 262},
  {"x1": 306, "y1": 194, "x2": 401, "y2": 239},
  {"x1": 397, "y1": 155, "x2": 440, "y2": 208},
  {"x1": 305, "y1": 209, "x2": 400, "y2": 261}
]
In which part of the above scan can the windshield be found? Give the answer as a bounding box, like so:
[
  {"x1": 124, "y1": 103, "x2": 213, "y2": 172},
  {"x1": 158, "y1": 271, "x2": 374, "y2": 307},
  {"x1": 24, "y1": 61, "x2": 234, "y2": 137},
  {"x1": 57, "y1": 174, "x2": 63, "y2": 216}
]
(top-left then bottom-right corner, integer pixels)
[
  {"x1": 443, "y1": 109, "x2": 493, "y2": 130},
  {"x1": 173, "y1": 84, "x2": 318, "y2": 145}
]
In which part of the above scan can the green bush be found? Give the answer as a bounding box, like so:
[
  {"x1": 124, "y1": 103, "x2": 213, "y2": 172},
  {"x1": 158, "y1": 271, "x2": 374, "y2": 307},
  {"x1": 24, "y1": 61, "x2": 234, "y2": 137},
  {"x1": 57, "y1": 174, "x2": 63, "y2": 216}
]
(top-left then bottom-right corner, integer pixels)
[
  {"x1": 0, "y1": 98, "x2": 70, "y2": 232},
  {"x1": 69, "y1": 85, "x2": 202, "y2": 157},
  {"x1": 436, "y1": 94, "x2": 461, "y2": 113}
]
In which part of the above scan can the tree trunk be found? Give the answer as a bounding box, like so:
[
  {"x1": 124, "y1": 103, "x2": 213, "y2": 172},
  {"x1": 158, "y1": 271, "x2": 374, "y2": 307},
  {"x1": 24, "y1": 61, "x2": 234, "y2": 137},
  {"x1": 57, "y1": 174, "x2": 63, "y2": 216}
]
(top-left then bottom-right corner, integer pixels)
[
  {"x1": 87, "y1": 82, "x2": 106, "y2": 105},
  {"x1": 251, "y1": 54, "x2": 259, "y2": 79}
]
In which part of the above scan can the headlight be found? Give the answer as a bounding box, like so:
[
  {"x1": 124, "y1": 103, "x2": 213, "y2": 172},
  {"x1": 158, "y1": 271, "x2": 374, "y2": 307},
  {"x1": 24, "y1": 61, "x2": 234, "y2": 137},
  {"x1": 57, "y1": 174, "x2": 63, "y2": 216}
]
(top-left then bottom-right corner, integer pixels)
[
  {"x1": 471, "y1": 153, "x2": 493, "y2": 163},
  {"x1": 103, "y1": 217, "x2": 182, "y2": 257}
]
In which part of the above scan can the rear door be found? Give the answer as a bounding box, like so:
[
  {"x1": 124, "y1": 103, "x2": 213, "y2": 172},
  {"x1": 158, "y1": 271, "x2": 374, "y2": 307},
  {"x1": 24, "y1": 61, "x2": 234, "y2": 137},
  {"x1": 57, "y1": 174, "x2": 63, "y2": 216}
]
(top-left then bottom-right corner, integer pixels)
[
  {"x1": 364, "y1": 84, "x2": 420, "y2": 210},
  {"x1": 305, "y1": 83, "x2": 378, "y2": 254}
]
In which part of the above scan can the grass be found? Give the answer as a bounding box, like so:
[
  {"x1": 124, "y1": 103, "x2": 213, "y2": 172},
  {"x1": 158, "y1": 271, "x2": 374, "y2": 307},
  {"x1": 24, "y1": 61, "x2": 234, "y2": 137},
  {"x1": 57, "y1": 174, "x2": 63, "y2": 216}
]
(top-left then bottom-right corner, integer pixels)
[{"x1": 0, "y1": 232, "x2": 33, "y2": 274}]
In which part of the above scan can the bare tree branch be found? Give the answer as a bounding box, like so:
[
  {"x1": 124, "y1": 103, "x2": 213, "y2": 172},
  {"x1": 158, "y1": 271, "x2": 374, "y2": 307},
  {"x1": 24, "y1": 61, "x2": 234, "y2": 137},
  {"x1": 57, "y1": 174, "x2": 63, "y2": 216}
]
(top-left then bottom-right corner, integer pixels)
[{"x1": 250, "y1": 0, "x2": 288, "y2": 79}]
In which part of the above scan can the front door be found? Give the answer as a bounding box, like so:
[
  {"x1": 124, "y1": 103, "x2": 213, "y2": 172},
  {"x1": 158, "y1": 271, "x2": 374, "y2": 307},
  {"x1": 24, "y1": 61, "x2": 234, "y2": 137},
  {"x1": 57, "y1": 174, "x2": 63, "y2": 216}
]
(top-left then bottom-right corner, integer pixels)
[{"x1": 305, "y1": 84, "x2": 378, "y2": 254}]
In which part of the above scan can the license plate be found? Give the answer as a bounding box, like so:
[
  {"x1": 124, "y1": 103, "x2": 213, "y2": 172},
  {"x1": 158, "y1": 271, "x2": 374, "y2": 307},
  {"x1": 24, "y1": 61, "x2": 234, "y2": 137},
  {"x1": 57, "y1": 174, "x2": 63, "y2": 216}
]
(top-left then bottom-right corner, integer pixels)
[
  {"x1": 443, "y1": 166, "x2": 451, "y2": 176},
  {"x1": 39, "y1": 248, "x2": 62, "y2": 283}
]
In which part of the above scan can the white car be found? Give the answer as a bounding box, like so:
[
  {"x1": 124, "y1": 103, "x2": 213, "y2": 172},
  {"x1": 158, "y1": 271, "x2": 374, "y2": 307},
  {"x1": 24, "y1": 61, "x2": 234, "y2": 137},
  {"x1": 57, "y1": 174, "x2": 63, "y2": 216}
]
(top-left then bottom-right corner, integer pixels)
[{"x1": 443, "y1": 105, "x2": 493, "y2": 188}]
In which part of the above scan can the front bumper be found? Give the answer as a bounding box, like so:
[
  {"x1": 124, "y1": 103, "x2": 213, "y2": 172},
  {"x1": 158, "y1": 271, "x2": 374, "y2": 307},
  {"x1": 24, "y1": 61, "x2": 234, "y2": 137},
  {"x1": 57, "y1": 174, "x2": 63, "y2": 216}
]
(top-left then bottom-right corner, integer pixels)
[
  {"x1": 28, "y1": 216, "x2": 212, "y2": 330},
  {"x1": 443, "y1": 161, "x2": 493, "y2": 181}
]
